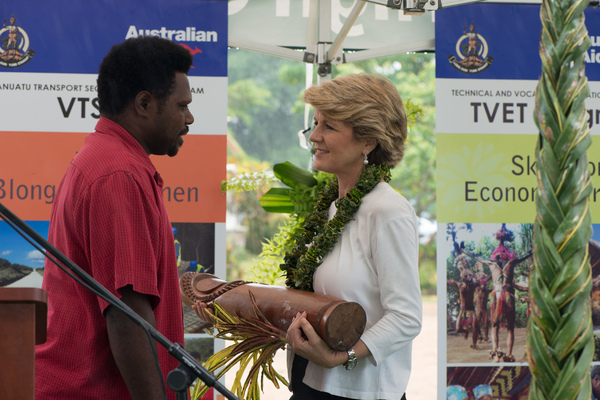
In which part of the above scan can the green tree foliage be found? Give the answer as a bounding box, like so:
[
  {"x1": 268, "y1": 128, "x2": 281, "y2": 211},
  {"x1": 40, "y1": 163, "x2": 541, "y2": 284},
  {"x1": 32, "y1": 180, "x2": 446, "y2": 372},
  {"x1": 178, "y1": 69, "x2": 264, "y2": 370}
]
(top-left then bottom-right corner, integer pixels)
[
  {"x1": 228, "y1": 79, "x2": 272, "y2": 127},
  {"x1": 228, "y1": 49, "x2": 310, "y2": 168},
  {"x1": 389, "y1": 57, "x2": 436, "y2": 219},
  {"x1": 222, "y1": 157, "x2": 288, "y2": 282}
]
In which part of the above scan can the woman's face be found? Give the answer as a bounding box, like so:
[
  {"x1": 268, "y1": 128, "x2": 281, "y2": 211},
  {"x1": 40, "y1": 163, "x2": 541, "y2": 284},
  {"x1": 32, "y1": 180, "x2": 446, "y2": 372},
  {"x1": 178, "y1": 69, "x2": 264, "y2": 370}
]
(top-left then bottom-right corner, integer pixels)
[{"x1": 309, "y1": 110, "x2": 366, "y2": 178}]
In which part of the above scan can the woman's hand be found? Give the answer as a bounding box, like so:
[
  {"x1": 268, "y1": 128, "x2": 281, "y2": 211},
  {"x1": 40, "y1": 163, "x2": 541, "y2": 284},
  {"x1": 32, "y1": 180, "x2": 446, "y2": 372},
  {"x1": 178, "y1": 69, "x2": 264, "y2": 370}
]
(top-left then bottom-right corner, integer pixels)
[
  {"x1": 286, "y1": 311, "x2": 348, "y2": 369},
  {"x1": 191, "y1": 300, "x2": 211, "y2": 321}
]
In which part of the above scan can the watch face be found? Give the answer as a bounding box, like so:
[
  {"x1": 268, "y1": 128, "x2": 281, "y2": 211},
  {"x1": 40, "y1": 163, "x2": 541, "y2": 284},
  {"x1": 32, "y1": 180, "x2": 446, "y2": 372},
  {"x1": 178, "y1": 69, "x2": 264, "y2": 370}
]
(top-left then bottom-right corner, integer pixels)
[{"x1": 344, "y1": 349, "x2": 357, "y2": 370}]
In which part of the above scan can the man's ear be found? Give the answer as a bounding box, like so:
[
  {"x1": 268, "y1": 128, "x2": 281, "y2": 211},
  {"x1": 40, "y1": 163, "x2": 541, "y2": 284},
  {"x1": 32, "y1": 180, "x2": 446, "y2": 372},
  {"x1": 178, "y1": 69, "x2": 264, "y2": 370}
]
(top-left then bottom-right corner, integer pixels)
[{"x1": 134, "y1": 91, "x2": 153, "y2": 116}]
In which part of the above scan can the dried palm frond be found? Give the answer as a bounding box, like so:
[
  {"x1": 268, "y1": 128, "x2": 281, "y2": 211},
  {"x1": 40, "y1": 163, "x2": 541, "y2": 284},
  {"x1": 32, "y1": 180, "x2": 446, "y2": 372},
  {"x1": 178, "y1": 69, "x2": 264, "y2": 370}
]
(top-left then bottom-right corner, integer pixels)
[{"x1": 191, "y1": 292, "x2": 288, "y2": 400}]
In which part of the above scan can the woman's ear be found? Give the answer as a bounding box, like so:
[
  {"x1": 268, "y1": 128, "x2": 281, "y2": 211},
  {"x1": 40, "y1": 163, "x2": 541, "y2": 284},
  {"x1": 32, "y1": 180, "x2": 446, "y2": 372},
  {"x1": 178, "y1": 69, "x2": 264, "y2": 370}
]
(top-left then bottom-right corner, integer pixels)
[{"x1": 364, "y1": 138, "x2": 378, "y2": 153}]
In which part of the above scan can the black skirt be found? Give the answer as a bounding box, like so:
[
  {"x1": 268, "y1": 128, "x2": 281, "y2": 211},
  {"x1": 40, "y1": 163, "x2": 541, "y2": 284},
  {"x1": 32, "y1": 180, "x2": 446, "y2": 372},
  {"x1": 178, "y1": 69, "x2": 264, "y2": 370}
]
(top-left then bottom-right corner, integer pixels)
[{"x1": 289, "y1": 355, "x2": 407, "y2": 400}]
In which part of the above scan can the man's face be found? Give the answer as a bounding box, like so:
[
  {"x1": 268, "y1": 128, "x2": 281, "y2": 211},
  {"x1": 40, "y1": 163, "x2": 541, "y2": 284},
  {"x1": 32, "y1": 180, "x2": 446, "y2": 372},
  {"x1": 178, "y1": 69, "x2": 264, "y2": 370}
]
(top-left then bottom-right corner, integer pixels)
[
  {"x1": 462, "y1": 270, "x2": 474, "y2": 283},
  {"x1": 593, "y1": 373, "x2": 600, "y2": 395},
  {"x1": 145, "y1": 72, "x2": 194, "y2": 157}
]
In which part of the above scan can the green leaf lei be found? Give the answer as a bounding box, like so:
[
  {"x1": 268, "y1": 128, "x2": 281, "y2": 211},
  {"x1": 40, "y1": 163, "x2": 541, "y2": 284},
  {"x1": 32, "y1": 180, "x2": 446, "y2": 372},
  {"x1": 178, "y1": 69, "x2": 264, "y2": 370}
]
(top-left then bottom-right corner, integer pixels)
[{"x1": 280, "y1": 164, "x2": 391, "y2": 292}]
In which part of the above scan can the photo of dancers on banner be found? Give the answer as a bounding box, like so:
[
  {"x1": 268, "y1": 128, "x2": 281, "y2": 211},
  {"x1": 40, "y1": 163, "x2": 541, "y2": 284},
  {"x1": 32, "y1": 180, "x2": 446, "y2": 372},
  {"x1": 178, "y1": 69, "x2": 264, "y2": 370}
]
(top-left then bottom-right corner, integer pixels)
[
  {"x1": 445, "y1": 223, "x2": 532, "y2": 363},
  {"x1": 444, "y1": 223, "x2": 600, "y2": 365}
]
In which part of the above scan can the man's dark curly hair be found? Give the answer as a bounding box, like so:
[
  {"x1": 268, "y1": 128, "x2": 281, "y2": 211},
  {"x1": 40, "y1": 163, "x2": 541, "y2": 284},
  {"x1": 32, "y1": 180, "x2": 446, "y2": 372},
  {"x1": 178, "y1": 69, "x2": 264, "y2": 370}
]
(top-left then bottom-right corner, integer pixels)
[
  {"x1": 592, "y1": 364, "x2": 600, "y2": 380},
  {"x1": 98, "y1": 36, "x2": 193, "y2": 116}
]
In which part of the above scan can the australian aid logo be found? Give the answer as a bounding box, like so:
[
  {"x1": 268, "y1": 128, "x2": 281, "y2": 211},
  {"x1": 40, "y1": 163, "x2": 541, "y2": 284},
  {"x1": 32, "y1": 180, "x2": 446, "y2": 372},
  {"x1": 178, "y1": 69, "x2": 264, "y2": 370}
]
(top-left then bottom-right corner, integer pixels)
[
  {"x1": 448, "y1": 22, "x2": 493, "y2": 74},
  {"x1": 585, "y1": 36, "x2": 600, "y2": 64},
  {"x1": 0, "y1": 14, "x2": 35, "y2": 68},
  {"x1": 125, "y1": 25, "x2": 218, "y2": 69}
]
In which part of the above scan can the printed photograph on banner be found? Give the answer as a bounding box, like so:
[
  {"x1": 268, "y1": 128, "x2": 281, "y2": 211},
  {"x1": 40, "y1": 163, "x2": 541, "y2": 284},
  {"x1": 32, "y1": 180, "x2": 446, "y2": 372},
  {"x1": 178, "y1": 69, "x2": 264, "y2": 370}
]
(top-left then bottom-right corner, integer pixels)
[
  {"x1": 446, "y1": 366, "x2": 531, "y2": 399},
  {"x1": 591, "y1": 227, "x2": 600, "y2": 363},
  {"x1": 444, "y1": 223, "x2": 600, "y2": 365},
  {"x1": 184, "y1": 336, "x2": 216, "y2": 399},
  {"x1": 444, "y1": 223, "x2": 533, "y2": 364},
  {"x1": 172, "y1": 222, "x2": 217, "y2": 334},
  {"x1": 0, "y1": 220, "x2": 48, "y2": 288},
  {"x1": 184, "y1": 336, "x2": 214, "y2": 366},
  {"x1": 591, "y1": 364, "x2": 600, "y2": 399}
]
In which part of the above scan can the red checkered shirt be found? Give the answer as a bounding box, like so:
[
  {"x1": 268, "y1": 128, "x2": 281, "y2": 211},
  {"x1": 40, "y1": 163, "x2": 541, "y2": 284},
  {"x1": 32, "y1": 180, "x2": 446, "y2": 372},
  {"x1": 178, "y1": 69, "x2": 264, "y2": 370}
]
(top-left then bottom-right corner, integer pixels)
[{"x1": 36, "y1": 117, "x2": 184, "y2": 399}]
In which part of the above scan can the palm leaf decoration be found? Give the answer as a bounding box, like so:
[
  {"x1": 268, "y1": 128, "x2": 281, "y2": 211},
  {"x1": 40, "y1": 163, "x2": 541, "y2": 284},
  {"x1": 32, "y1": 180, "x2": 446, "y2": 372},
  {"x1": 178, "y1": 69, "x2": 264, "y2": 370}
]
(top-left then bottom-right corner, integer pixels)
[
  {"x1": 191, "y1": 292, "x2": 288, "y2": 400},
  {"x1": 232, "y1": 162, "x2": 333, "y2": 285},
  {"x1": 259, "y1": 161, "x2": 328, "y2": 215},
  {"x1": 527, "y1": 0, "x2": 593, "y2": 398}
]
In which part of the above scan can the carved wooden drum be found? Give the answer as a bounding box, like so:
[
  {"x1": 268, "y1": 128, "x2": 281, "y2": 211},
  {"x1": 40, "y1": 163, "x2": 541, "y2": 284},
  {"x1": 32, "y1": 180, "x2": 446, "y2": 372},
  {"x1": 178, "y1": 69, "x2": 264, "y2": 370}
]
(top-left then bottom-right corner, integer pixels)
[{"x1": 180, "y1": 272, "x2": 366, "y2": 352}]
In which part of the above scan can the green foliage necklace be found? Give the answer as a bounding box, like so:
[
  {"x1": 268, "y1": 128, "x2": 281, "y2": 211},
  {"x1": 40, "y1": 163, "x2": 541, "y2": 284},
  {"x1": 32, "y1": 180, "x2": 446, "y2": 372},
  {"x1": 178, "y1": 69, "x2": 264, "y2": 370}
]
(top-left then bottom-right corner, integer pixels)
[{"x1": 280, "y1": 164, "x2": 391, "y2": 292}]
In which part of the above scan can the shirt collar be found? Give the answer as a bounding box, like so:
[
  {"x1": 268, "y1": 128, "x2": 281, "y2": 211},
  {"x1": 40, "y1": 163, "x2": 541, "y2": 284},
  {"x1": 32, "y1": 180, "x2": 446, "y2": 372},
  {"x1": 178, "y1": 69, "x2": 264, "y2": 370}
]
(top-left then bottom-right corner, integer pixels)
[{"x1": 94, "y1": 116, "x2": 163, "y2": 186}]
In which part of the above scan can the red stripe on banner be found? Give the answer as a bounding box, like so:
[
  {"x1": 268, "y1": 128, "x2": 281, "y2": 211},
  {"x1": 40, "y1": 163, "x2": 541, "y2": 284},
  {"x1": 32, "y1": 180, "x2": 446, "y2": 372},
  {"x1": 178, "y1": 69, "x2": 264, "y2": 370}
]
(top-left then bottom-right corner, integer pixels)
[
  {"x1": 0, "y1": 132, "x2": 226, "y2": 223},
  {"x1": 0, "y1": 131, "x2": 86, "y2": 220},
  {"x1": 152, "y1": 134, "x2": 226, "y2": 223}
]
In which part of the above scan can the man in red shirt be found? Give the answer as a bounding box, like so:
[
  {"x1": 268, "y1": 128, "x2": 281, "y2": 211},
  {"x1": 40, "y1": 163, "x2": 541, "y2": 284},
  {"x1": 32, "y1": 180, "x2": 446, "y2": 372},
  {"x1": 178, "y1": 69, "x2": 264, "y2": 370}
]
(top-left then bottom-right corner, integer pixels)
[{"x1": 36, "y1": 36, "x2": 194, "y2": 400}]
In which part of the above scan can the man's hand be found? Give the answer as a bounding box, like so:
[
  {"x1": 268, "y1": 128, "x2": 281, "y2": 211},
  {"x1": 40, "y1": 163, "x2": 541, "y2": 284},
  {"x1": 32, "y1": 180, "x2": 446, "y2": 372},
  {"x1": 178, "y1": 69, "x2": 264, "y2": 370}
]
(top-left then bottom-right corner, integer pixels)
[{"x1": 105, "y1": 285, "x2": 166, "y2": 400}]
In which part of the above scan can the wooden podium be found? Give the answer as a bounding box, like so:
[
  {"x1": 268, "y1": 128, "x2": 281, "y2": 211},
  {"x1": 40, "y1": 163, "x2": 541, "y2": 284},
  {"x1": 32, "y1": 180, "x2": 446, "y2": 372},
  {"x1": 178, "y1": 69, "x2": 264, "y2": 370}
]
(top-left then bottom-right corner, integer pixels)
[{"x1": 0, "y1": 287, "x2": 47, "y2": 400}]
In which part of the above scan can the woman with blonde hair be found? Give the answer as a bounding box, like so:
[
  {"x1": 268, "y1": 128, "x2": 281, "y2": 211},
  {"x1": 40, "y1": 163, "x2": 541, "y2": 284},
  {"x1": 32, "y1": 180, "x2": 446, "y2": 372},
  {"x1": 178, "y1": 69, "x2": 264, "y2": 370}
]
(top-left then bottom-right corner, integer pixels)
[{"x1": 284, "y1": 73, "x2": 422, "y2": 400}]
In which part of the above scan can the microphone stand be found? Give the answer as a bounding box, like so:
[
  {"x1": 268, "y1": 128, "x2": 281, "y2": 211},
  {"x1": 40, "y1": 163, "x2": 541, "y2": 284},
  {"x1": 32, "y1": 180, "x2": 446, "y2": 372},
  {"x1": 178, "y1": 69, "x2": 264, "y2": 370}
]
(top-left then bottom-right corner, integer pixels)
[{"x1": 0, "y1": 202, "x2": 239, "y2": 400}]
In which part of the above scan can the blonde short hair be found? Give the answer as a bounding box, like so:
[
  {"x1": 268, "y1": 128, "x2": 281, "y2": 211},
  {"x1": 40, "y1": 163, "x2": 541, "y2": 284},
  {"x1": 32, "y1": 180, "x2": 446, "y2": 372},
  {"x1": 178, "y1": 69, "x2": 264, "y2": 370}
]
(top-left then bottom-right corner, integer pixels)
[{"x1": 303, "y1": 73, "x2": 408, "y2": 167}]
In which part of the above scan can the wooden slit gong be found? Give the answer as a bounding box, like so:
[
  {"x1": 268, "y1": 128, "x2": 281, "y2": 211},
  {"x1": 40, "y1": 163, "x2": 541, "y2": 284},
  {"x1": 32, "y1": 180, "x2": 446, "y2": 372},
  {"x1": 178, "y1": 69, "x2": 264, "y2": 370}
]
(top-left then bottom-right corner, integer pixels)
[{"x1": 180, "y1": 272, "x2": 366, "y2": 352}]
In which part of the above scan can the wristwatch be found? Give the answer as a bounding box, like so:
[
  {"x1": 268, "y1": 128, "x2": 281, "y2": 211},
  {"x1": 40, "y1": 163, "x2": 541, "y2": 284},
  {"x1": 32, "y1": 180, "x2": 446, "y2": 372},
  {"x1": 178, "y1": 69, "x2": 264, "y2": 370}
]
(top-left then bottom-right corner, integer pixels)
[{"x1": 343, "y1": 348, "x2": 357, "y2": 370}]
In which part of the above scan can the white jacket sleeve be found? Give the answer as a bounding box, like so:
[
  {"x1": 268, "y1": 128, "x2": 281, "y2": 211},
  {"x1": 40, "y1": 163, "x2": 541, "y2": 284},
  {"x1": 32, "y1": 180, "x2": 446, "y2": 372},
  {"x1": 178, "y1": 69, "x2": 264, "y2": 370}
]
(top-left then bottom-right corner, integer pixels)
[{"x1": 361, "y1": 213, "x2": 423, "y2": 366}]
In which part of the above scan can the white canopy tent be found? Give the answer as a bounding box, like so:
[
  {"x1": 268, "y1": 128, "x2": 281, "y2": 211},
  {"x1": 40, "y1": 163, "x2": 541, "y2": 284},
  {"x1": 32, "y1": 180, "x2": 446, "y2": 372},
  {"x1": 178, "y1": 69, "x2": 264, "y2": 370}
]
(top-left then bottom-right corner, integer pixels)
[
  {"x1": 229, "y1": 0, "x2": 438, "y2": 80},
  {"x1": 228, "y1": 0, "x2": 540, "y2": 79}
]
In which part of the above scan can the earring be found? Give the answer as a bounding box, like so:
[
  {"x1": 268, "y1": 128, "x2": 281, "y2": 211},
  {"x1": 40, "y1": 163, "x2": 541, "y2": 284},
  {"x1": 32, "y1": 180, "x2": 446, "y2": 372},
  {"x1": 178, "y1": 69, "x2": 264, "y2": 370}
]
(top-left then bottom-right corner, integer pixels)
[{"x1": 363, "y1": 153, "x2": 369, "y2": 165}]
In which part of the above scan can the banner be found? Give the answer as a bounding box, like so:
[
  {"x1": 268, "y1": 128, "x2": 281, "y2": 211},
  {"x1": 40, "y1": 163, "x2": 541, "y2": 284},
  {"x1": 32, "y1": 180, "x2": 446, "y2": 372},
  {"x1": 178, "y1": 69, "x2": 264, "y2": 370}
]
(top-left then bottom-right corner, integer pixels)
[
  {"x1": 436, "y1": 3, "x2": 600, "y2": 399},
  {"x1": 0, "y1": 0, "x2": 228, "y2": 349}
]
